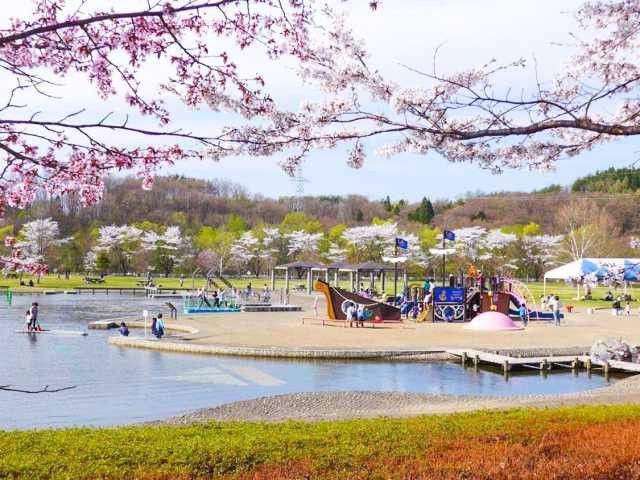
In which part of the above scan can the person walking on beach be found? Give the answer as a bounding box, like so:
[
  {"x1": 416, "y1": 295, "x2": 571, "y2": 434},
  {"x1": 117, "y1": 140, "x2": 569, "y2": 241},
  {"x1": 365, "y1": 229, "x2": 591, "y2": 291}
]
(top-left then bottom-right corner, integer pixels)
[{"x1": 518, "y1": 303, "x2": 528, "y2": 327}]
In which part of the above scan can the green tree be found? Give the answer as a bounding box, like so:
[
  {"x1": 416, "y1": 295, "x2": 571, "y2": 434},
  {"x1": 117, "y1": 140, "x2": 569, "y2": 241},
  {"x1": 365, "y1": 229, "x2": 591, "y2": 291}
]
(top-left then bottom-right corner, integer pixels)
[
  {"x1": 382, "y1": 196, "x2": 392, "y2": 212},
  {"x1": 280, "y1": 212, "x2": 322, "y2": 233},
  {"x1": 408, "y1": 197, "x2": 435, "y2": 224},
  {"x1": 96, "y1": 252, "x2": 111, "y2": 274},
  {"x1": 225, "y1": 214, "x2": 248, "y2": 234}
]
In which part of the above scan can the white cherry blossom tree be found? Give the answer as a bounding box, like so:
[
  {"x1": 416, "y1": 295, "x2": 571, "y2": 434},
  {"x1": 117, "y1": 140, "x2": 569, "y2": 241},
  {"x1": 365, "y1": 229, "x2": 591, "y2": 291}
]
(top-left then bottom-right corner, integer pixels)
[
  {"x1": 93, "y1": 224, "x2": 143, "y2": 274},
  {"x1": 142, "y1": 226, "x2": 184, "y2": 277},
  {"x1": 286, "y1": 230, "x2": 324, "y2": 260}
]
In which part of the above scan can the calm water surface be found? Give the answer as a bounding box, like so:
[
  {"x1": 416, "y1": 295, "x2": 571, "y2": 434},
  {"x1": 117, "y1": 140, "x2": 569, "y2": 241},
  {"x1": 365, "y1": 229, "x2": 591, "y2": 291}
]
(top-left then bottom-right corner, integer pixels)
[{"x1": 0, "y1": 294, "x2": 619, "y2": 430}]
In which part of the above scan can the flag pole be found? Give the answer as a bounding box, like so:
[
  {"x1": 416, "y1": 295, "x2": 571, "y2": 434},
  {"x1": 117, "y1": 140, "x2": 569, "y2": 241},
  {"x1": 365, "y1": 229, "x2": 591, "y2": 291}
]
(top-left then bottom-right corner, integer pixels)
[{"x1": 442, "y1": 233, "x2": 446, "y2": 287}]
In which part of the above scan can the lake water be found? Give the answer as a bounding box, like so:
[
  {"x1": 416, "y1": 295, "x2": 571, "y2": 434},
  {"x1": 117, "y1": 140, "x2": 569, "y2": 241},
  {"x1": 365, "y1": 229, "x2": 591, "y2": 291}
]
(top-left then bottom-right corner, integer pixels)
[{"x1": 0, "y1": 294, "x2": 618, "y2": 430}]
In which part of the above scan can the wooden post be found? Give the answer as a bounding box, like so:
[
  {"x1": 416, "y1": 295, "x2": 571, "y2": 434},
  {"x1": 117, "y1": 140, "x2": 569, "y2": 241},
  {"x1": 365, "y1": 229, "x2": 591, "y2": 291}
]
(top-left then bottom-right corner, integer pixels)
[
  {"x1": 381, "y1": 271, "x2": 386, "y2": 294},
  {"x1": 474, "y1": 354, "x2": 479, "y2": 370},
  {"x1": 503, "y1": 360, "x2": 509, "y2": 375},
  {"x1": 461, "y1": 352, "x2": 468, "y2": 366},
  {"x1": 284, "y1": 269, "x2": 290, "y2": 294},
  {"x1": 271, "y1": 269, "x2": 276, "y2": 291},
  {"x1": 334, "y1": 269, "x2": 339, "y2": 287},
  {"x1": 586, "y1": 358, "x2": 592, "y2": 373},
  {"x1": 604, "y1": 361, "x2": 610, "y2": 375},
  {"x1": 306, "y1": 269, "x2": 312, "y2": 295}
]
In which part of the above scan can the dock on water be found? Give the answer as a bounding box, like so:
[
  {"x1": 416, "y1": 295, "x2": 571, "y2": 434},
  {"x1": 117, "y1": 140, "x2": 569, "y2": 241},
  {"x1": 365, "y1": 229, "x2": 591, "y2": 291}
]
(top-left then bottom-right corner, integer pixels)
[{"x1": 446, "y1": 348, "x2": 640, "y2": 375}]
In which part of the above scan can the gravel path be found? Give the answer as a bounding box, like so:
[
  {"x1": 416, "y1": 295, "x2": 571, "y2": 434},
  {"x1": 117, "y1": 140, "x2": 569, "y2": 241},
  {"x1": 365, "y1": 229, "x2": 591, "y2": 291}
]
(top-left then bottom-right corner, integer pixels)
[{"x1": 161, "y1": 374, "x2": 640, "y2": 425}]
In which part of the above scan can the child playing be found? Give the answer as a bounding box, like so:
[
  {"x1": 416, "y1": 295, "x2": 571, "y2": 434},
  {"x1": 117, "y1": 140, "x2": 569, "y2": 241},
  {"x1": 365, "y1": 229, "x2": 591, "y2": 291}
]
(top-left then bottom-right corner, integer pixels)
[
  {"x1": 24, "y1": 309, "x2": 32, "y2": 332},
  {"x1": 625, "y1": 301, "x2": 632, "y2": 316},
  {"x1": 411, "y1": 304, "x2": 420, "y2": 321}
]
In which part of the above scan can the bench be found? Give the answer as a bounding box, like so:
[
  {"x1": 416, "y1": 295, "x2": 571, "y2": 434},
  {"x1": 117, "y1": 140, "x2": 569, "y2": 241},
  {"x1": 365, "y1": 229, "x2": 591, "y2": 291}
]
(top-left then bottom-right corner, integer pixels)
[
  {"x1": 83, "y1": 277, "x2": 105, "y2": 284},
  {"x1": 302, "y1": 316, "x2": 409, "y2": 328}
]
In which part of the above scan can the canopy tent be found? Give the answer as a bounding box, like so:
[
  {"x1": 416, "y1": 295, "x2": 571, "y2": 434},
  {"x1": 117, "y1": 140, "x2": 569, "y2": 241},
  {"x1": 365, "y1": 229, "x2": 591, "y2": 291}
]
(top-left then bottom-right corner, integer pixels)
[
  {"x1": 543, "y1": 258, "x2": 640, "y2": 296},
  {"x1": 543, "y1": 259, "x2": 601, "y2": 281}
]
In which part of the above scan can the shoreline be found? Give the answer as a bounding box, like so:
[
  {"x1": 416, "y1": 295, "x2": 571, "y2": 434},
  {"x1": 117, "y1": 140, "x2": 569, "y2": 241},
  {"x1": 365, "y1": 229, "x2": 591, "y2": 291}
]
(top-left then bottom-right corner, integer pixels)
[
  {"x1": 87, "y1": 293, "x2": 640, "y2": 426},
  {"x1": 159, "y1": 373, "x2": 640, "y2": 425}
]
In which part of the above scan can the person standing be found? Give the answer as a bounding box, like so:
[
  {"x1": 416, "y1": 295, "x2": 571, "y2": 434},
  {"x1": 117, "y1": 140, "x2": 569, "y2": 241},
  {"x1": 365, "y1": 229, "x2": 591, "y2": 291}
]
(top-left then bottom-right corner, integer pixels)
[
  {"x1": 24, "y1": 309, "x2": 32, "y2": 332},
  {"x1": 518, "y1": 303, "x2": 528, "y2": 327},
  {"x1": 29, "y1": 302, "x2": 39, "y2": 331},
  {"x1": 552, "y1": 295, "x2": 561, "y2": 326},
  {"x1": 165, "y1": 301, "x2": 177, "y2": 320},
  {"x1": 155, "y1": 314, "x2": 165, "y2": 339}
]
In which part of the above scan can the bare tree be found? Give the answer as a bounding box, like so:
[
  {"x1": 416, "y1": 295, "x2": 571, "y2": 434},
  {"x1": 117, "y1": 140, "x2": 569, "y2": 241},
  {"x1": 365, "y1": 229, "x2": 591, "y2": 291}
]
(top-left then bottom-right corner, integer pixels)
[
  {"x1": 1, "y1": 384, "x2": 76, "y2": 394},
  {"x1": 557, "y1": 199, "x2": 618, "y2": 261}
]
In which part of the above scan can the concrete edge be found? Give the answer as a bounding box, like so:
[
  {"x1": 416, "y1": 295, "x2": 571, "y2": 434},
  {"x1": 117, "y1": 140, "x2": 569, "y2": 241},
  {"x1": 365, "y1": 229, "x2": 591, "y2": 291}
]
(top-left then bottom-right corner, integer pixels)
[
  {"x1": 107, "y1": 336, "x2": 448, "y2": 359},
  {"x1": 89, "y1": 319, "x2": 198, "y2": 335}
]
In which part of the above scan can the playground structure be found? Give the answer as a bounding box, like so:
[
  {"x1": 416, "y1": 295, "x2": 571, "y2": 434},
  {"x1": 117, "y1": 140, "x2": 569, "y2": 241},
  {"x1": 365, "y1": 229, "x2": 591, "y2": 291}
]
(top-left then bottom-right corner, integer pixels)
[
  {"x1": 407, "y1": 274, "x2": 551, "y2": 323},
  {"x1": 182, "y1": 295, "x2": 241, "y2": 314},
  {"x1": 315, "y1": 280, "x2": 402, "y2": 323},
  {"x1": 465, "y1": 311, "x2": 523, "y2": 331}
]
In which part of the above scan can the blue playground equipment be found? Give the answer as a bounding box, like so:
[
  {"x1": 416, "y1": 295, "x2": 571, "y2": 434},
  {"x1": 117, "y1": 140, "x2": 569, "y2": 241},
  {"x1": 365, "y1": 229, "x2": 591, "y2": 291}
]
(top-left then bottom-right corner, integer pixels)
[{"x1": 182, "y1": 296, "x2": 240, "y2": 314}]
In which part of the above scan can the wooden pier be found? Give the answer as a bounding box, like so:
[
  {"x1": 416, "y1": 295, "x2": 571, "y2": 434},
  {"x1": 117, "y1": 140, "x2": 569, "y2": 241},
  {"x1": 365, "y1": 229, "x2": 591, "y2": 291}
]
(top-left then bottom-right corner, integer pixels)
[
  {"x1": 73, "y1": 287, "x2": 193, "y2": 296},
  {"x1": 446, "y1": 348, "x2": 640, "y2": 375}
]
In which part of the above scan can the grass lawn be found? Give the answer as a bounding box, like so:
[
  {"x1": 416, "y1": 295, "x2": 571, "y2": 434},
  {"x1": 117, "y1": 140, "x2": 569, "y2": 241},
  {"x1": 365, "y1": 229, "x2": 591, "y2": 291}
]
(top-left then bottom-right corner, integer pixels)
[
  {"x1": 2, "y1": 405, "x2": 640, "y2": 479},
  {"x1": 4, "y1": 274, "x2": 633, "y2": 310}
]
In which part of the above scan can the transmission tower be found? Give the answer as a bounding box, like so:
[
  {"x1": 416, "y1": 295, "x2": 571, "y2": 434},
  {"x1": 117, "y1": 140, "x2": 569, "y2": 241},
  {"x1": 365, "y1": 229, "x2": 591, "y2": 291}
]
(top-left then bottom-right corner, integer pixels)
[{"x1": 290, "y1": 164, "x2": 308, "y2": 212}]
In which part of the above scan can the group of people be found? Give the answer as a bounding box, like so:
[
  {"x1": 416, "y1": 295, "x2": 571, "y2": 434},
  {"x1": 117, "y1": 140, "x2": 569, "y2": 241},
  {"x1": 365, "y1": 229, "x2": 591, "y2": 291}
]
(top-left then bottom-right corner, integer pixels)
[
  {"x1": 345, "y1": 301, "x2": 367, "y2": 327},
  {"x1": 540, "y1": 294, "x2": 562, "y2": 326},
  {"x1": 118, "y1": 313, "x2": 166, "y2": 338},
  {"x1": 23, "y1": 302, "x2": 41, "y2": 332}
]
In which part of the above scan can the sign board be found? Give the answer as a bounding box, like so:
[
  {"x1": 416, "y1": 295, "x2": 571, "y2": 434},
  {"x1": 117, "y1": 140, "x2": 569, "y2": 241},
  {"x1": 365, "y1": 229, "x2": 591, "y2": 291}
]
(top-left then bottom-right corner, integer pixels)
[
  {"x1": 395, "y1": 237, "x2": 408, "y2": 250},
  {"x1": 444, "y1": 230, "x2": 456, "y2": 241},
  {"x1": 433, "y1": 287, "x2": 465, "y2": 304}
]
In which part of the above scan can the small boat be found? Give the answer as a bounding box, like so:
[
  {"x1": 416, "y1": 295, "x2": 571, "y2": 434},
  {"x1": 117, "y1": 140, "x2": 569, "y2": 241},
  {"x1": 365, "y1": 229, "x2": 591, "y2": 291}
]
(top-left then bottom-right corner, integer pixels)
[{"x1": 15, "y1": 329, "x2": 88, "y2": 336}]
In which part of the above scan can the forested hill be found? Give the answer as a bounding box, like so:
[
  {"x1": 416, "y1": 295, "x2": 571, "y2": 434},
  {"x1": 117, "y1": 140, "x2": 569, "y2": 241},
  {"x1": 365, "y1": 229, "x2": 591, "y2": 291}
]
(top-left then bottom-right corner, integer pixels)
[
  {"x1": 571, "y1": 167, "x2": 640, "y2": 193},
  {"x1": 6, "y1": 169, "x2": 640, "y2": 237}
]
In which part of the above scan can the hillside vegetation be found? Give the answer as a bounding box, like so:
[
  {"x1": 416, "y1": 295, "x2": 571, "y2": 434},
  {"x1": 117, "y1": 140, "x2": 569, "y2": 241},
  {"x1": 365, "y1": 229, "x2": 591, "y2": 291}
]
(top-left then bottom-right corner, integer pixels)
[{"x1": 3, "y1": 168, "x2": 640, "y2": 280}]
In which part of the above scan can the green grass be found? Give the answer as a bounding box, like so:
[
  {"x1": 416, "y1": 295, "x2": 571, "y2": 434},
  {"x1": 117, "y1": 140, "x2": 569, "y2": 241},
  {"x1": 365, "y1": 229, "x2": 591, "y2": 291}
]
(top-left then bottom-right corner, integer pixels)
[
  {"x1": 2, "y1": 405, "x2": 640, "y2": 479},
  {"x1": 3, "y1": 274, "x2": 631, "y2": 310}
]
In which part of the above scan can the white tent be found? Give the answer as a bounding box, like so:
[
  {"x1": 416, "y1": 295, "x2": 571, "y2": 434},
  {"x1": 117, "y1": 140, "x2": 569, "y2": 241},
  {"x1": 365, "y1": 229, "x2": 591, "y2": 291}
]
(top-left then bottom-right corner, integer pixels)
[{"x1": 543, "y1": 258, "x2": 640, "y2": 296}]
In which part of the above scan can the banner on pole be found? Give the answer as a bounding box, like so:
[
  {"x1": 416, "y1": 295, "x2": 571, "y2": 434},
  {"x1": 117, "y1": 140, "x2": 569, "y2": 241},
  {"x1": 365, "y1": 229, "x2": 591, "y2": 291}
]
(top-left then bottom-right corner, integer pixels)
[
  {"x1": 443, "y1": 230, "x2": 456, "y2": 241},
  {"x1": 395, "y1": 237, "x2": 408, "y2": 250}
]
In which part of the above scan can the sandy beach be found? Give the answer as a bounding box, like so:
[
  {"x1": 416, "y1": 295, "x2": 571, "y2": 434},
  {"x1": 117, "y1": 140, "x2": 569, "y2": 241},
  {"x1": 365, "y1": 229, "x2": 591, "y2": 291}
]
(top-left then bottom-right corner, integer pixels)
[{"x1": 134, "y1": 293, "x2": 640, "y2": 352}]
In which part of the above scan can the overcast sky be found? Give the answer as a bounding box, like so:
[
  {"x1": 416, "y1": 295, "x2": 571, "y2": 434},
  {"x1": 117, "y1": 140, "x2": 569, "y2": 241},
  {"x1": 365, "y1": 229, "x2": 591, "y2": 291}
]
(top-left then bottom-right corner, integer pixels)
[{"x1": 5, "y1": 0, "x2": 637, "y2": 202}]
